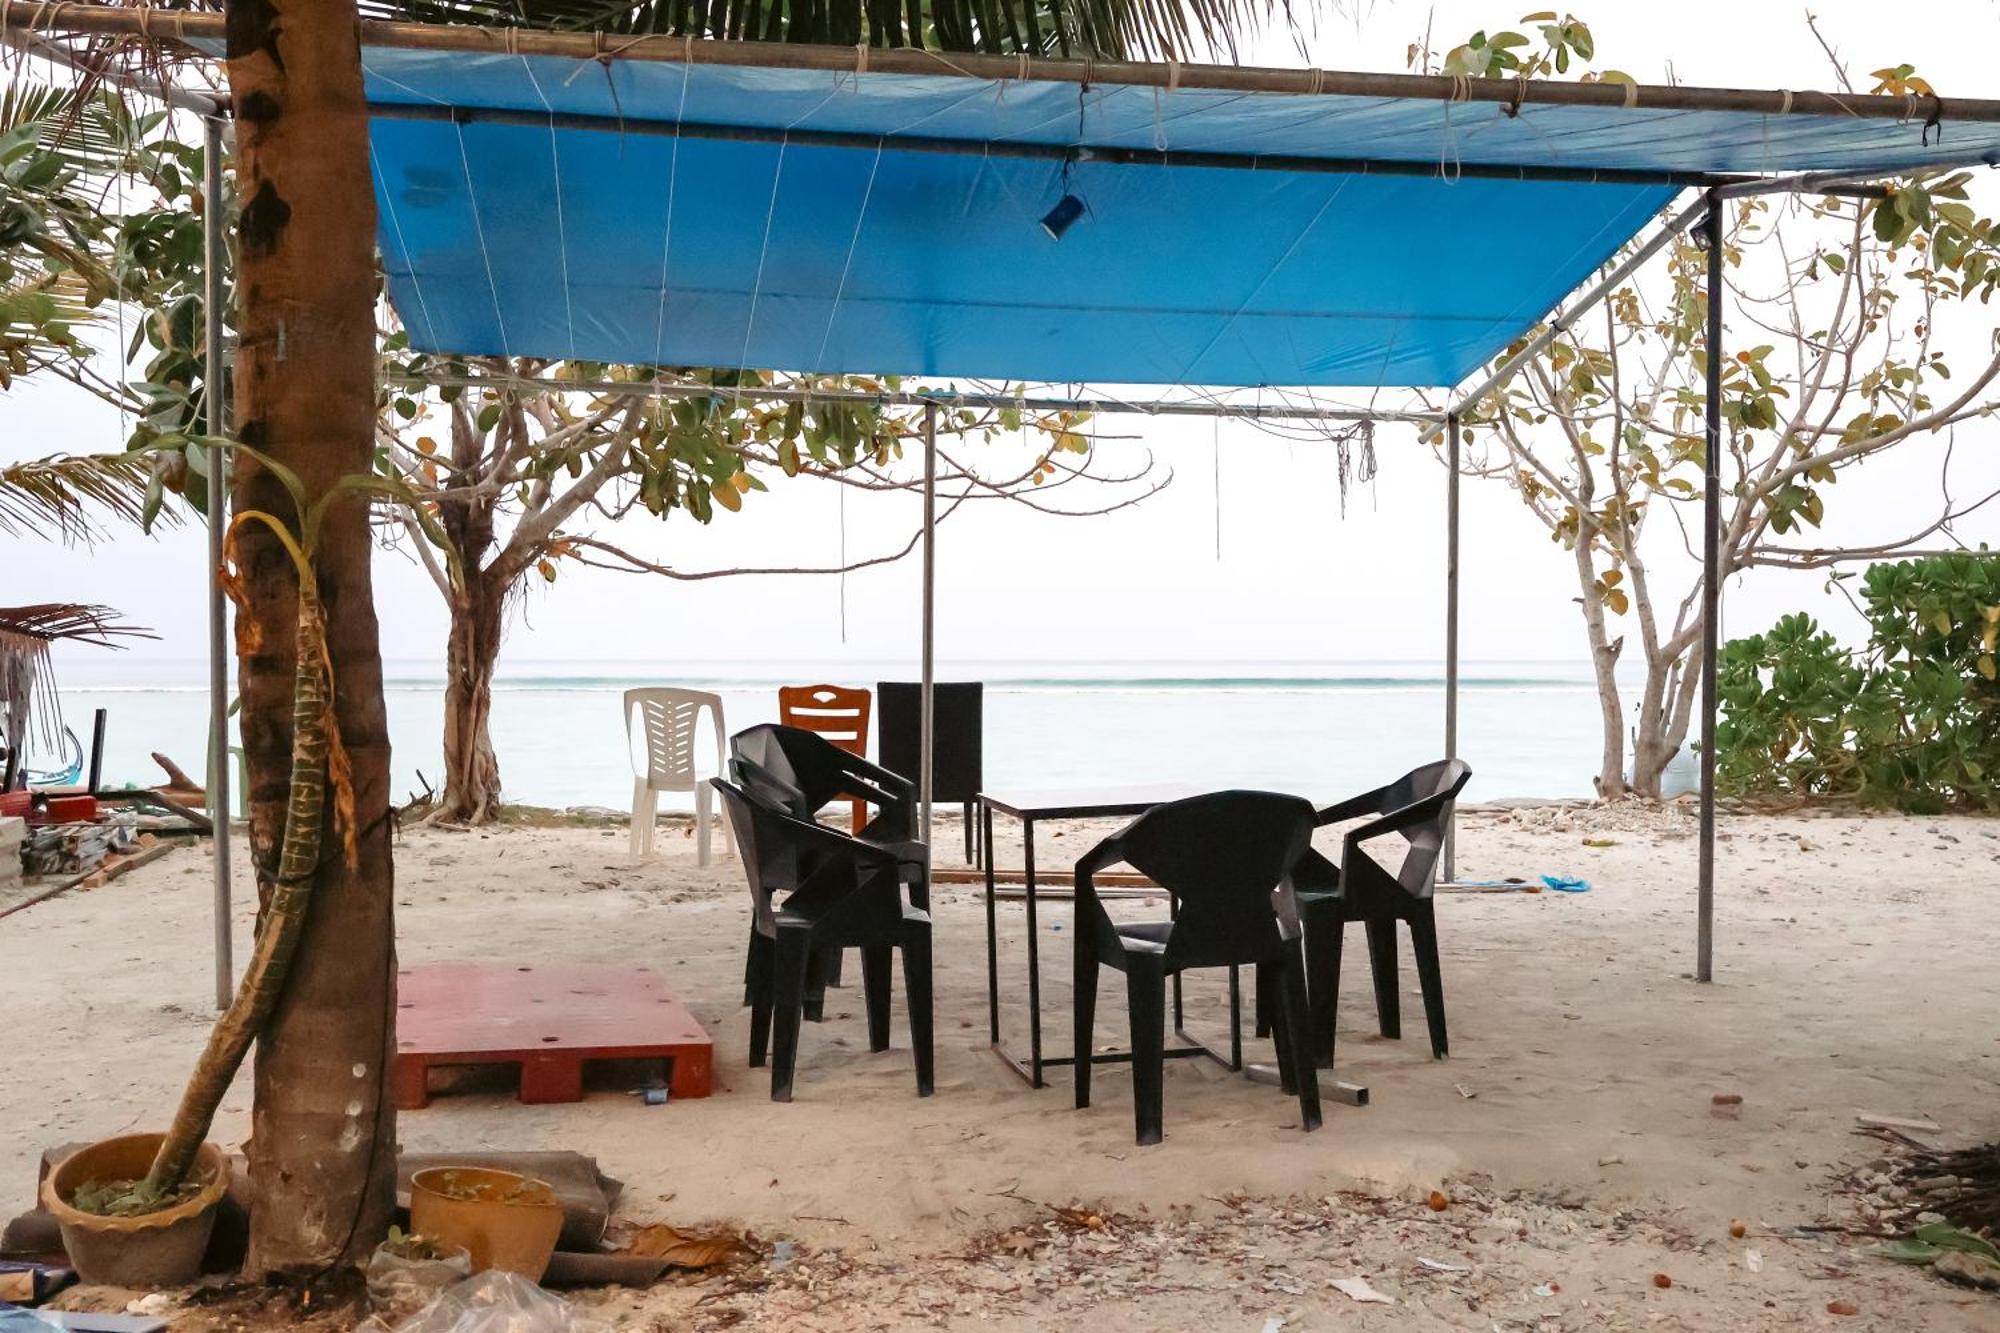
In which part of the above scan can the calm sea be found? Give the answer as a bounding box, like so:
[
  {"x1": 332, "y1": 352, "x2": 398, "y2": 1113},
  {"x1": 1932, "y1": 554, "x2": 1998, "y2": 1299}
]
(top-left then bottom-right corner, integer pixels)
[{"x1": 41, "y1": 658, "x2": 1615, "y2": 811}]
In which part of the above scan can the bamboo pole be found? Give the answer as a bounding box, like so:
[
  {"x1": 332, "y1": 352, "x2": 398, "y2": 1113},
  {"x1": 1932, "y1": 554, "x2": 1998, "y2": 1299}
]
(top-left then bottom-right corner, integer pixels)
[
  {"x1": 374, "y1": 101, "x2": 1733, "y2": 190},
  {"x1": 383, "y1": 367, "x2": 1440, "y2": 423},
  {"x1": 10, "y1": 4, "x2": 2000, "y2": 126}
]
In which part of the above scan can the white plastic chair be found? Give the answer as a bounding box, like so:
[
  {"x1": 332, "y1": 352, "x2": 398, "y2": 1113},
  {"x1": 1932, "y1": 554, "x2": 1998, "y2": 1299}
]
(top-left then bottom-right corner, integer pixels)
[{"x1": 625, "y1": 688, "x2": 728, "y2": 863}]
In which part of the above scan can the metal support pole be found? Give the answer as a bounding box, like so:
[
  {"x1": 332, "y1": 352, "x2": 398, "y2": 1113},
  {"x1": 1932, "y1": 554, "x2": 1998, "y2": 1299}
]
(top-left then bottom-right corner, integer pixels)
[
  {"x1": 1696, "y1": 193, "x2": 1723, "y2": 984},
  {"x1": 203, "y1": 114, "x2": 234, "y2": 1012},
  {"x1": 919, "y1": 402, "x2": 937, "y2": 845},
  {"x1": 1443, "y1": 413, "x2": 1461, "y2": 882}
]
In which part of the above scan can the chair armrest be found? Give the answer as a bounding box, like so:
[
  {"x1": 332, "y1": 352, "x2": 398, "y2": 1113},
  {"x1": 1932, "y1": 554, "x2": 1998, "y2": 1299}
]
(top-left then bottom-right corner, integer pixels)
[
  {"x1": 1342, "y1": 789, "x2": 1456, "y2": 849},
  {"x1": 831, "y1": 751, "x2": 916, "y2": 819},
  {"x1": 763, "y1": 801, "x2": 901, "y2": 872},
  {"x1": 1071, "y1": 834, "x2": 1129, "y2": 942},
  {"x1": 1314, "y1": 785, "x2": 1391, "y2": 826}
]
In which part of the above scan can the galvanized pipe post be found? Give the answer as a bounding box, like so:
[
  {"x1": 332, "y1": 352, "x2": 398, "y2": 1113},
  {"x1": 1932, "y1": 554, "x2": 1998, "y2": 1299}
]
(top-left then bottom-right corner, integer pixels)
[
  {"x1": 1443, "y1": 412, "x2": 1461, "y2": 882},
  {"x1": 1696, "y1": 193, "x2": 1724, "y2": 984},
  {"x1": 203, "y1": 114, "x2": 233, "y2": 1012},
  {"x1": 919, "y1": 402, "x2": 937, "y2": 845}
]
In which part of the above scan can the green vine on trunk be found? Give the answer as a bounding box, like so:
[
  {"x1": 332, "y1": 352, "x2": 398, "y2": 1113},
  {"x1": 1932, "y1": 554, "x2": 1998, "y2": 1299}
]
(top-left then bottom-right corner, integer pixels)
[{"x1": 125, "y1": 442, "x2": 445, "y2": 1204}]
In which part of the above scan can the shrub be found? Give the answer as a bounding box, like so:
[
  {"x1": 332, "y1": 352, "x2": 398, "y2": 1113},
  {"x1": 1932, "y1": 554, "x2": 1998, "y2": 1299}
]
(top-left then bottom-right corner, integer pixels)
[{"x1": 1716, "y1": 553, "x2": 2000, "y2": 811}]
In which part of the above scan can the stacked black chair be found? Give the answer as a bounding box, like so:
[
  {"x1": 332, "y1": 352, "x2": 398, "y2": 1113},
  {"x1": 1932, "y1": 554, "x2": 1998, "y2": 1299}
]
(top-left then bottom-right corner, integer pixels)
[
  {"x1": 711, "y1": 778, "x2": 935, "y2": 1102},
  {"x1": 1292, "y1": 759, "x2": 1472, "y2": 1066},
  {"x1": 729, "y1": 723, "x2": 930, "y2": 1017},
  {"x1": 1072, "y1": 790, "x2": 1323, "y2": 1146},
  {"x1": 876, "y1": 681, "x2": 985, "y2": 864}
]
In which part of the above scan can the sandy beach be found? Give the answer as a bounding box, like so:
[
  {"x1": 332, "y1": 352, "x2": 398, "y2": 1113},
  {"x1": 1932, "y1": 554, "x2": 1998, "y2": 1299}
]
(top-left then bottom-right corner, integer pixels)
[{"x1": 4, "y1": 801, "x2": 1997, "y2": 1329}]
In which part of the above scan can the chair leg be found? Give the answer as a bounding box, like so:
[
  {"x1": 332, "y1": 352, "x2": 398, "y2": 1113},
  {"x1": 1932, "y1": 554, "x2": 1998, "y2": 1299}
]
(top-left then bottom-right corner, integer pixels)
[
  {"x1": 743, "y1": 924, "x2": 760, "y2": 1007},
  {"x1": 963, "y1": 802, "x2": 975, "y2": 866},
  {"x1": 770, "y1": 927, "x2": 814, "y2": 1102},
  {"x1": 1304, "y1": 913, "x2": 1345, "y2": 1069},
  {"x1": 861, "y1": 944, "x2": 893, "y2": 1053},
  {"x1": 1364, "y1": 917, "x2": 1402, "y2": 1040},
  {"x1": 746, "y1": 933, "x2": 774, "y2": 1068},
  {"x1": 1073, "y1": 933, "x2": 1098, "y2": 1110},
  {"x1": 1127, "y1": 963, "x2": 1167, "y2": 1146},
  {"x1": 1407, "y1": 904, "x2": 1449, "y2": 1059},
  {"x1": 1276, "y1": 946, "x2": 1323, "y2": 1133},
  {"x1": 1262, "y1": 962, "x2": 1297, "y2": 1095},
  {"x1": 630, "y1": 778, "x2": 652, "y2": 858},
  {"x1": 694, "y1": 780, "x2": 713, "y2": 868},
  {"x1": 804, "y1": 947, "x2": 841, "y2": 1022},
  {"x1": 1253, "y1": 962, "x2": 1273, "y2": 1040},
  {"x1": 902, "y1": 929, "x2": 935, "y2": 1097}
]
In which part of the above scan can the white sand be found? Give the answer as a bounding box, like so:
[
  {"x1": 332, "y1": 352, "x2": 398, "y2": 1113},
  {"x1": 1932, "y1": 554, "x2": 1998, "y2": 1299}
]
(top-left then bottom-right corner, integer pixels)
[{"x1": 5, "y1": 802, "x2": 1997, "y2": 1329}]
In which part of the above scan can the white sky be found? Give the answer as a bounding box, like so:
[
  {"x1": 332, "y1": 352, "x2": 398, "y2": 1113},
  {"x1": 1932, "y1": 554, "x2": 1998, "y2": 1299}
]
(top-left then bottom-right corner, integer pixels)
[{"x1": 7, "y1": 0, "x2": 2000, "y2": 682}]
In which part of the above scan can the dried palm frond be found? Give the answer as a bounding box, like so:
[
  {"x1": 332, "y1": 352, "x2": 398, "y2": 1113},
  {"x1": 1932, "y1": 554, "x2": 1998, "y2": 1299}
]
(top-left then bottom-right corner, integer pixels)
[
  {"x1": 359, "y1": 0, "x2": 1296, "y2": 62},
  {"x1": 0, "y1": 601, "x2": 153, "y2": 774},
  {"x1": 0, "y1": 449, "x2": 179, "y2": 540}
]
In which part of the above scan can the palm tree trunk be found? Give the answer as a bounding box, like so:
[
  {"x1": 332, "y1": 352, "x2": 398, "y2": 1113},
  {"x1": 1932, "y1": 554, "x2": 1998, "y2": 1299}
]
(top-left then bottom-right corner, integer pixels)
[{"x1": 225, "y1": 0, "x2": 398, "y2": 1277}]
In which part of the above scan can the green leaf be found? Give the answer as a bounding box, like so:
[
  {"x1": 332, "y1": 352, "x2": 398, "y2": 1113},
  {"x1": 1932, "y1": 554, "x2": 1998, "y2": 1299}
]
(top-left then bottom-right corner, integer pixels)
[{"x1": 1914, "y1": 1224, "x2": 2000, "y2": 1262}]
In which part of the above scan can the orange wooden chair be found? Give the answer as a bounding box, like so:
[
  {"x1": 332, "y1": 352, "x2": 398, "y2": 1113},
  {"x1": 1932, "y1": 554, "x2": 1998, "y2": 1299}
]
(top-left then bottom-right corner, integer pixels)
[{"x1": 776, "y1": 684, "x2": 873, "y2": 833}]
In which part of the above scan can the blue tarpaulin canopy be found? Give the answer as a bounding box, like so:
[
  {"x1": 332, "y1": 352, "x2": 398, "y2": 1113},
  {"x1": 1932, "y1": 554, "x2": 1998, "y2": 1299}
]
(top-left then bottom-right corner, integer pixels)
[{"x1": 363, "y1": 43, "x2": 2000, "y2": 389}]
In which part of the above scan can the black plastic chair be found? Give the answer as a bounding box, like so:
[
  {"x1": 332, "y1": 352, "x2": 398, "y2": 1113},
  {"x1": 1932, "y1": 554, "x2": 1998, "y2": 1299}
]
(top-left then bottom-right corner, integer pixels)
[
  {"x1": 728, "y1": 724, "x2": 930, "y2": 1017},
  {"x1": 1073, "y1": 791, "x2": 1323, "y2": 1146},
  {"x1": 1292, "y1": 759, "x2": 1472, "y2": 1066},
  {"x1": 712, "y1": 778, "x2": 935, "y2": 1102},
  {"x1": 876, "y1": 682, "x2": 984, "y2": 864},
  {"x1": 729, "y1": 722, "x2": 921, "y2": 851}
]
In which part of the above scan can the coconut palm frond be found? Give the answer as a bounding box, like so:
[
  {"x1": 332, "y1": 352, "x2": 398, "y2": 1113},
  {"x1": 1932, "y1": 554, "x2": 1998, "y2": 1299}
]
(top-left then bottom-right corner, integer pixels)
[
  {"x1": 0, "y1": 449, "x2": 179, "y2": 540},
  {"x1": 0, "y1": 268, "x2": 103, "y2": 363},
  {"x1": 0, "y1": 76, "x2": 130, "y2": 186},
  {"x1": 358, "y1": 0, "x2": 1292, "y2": 60},
  {"x1": 0, "y1": 601, "x2": 154, "y2": 648},
  {"x1": 0, "y1": 601, "x2": 152, "y2": 767}
]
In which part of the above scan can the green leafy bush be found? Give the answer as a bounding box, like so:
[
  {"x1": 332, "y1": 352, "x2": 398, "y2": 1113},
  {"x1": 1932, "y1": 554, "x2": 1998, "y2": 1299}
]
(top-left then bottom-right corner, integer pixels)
[{"x1": 1717, "y1": 553, "x2": 2000, "y2": 811}]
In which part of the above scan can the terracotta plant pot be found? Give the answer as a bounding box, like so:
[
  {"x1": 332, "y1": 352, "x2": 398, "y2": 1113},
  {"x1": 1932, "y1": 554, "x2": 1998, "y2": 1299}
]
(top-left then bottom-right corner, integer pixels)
[
  {"x1": 41, "y1": 1135, "x2": 228, "y2": 1288},
  {"x1": 408, "y1": 1167, "x2": 563, "y2": 1280}
]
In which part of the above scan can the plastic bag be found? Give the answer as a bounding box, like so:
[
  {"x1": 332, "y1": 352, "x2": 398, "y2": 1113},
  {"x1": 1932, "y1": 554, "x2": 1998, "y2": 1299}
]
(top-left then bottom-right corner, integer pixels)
[
  {"x1": 388, "y1": 1272, "x2": 607, "y2": 1333},
  {"x1": 366, "y1": 1240, "x2": 473, "y2": 1321}
]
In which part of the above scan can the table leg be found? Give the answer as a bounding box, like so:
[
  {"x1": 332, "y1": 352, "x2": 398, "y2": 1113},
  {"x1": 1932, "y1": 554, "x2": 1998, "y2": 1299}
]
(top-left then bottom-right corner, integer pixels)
[
  {"x1": 984, "y1": 801, "x2": 1000, "y2": 1046},
  {"x1": 1228, "y1": 965, "x2": 1243, "y2": 1070},
  {"x1": 1023, "y1": 817, "x2": 1042, "y2": 1089}
]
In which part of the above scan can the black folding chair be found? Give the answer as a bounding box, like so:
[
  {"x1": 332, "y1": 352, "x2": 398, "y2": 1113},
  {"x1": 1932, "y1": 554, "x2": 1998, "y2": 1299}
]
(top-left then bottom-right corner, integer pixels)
[
  {"x1": 1293, "y1": 759, "x2": 1472, "y2": 1065},
  {"x1": 712, "y1": 778, "x2": 935, "y2": 1102},
  {"x1": 1073, "y1": 791, "x2": 1323, "y2": 1146}
]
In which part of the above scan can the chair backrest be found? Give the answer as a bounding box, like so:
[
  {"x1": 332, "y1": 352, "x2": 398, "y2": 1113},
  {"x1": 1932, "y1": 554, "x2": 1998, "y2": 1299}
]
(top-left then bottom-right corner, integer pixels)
[
  {"x1": 1105, "y1": 791, "x2": 1316, "y2": 970},
  {"x1": 730, "y1": 723, "x2": 843, "y2": 818},
  {"x1": 624, "y1": 688, "x2": 720, "y2": 788},
  {"x1": 875, "y1": 682, "x2": 983, "y2": 801},
  {"x1": 711, "y1": 778, "x2": 784, "y2": 933},
  {"x1": 777, "y1": 684, "x2": 871, "y2": 756},
  {"x1": 1373, "y1": 758, "x2": 1473, "y2": 896}
]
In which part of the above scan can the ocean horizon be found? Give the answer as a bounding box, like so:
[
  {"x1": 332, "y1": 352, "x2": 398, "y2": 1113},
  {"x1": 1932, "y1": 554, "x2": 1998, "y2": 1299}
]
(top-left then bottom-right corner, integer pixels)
[{"x1": 39, "y1": 657, "x2": 1629, "y2": 810}]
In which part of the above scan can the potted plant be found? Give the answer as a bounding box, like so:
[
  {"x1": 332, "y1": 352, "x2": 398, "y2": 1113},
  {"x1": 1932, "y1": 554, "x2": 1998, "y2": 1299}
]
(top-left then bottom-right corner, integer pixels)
[
  {"x1": 364, "y1": 1225, "x2": 473, "y2": 1319},
  {"x1": 408, "y1": 1168, "x2": 564, "y2": 1280}
]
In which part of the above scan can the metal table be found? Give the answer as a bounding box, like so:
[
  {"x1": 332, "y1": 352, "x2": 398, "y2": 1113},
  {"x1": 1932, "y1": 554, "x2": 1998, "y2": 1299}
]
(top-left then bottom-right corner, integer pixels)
[{"x1": 979, "y1": 785, "x2": 1243, "y2": 1088}]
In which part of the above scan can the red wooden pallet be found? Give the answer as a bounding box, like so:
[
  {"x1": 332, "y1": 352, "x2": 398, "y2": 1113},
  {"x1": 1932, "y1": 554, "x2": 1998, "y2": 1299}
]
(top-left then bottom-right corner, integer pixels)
[{"x1": 393, "y1": 963, "x2": 713, "y2": 1109}]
